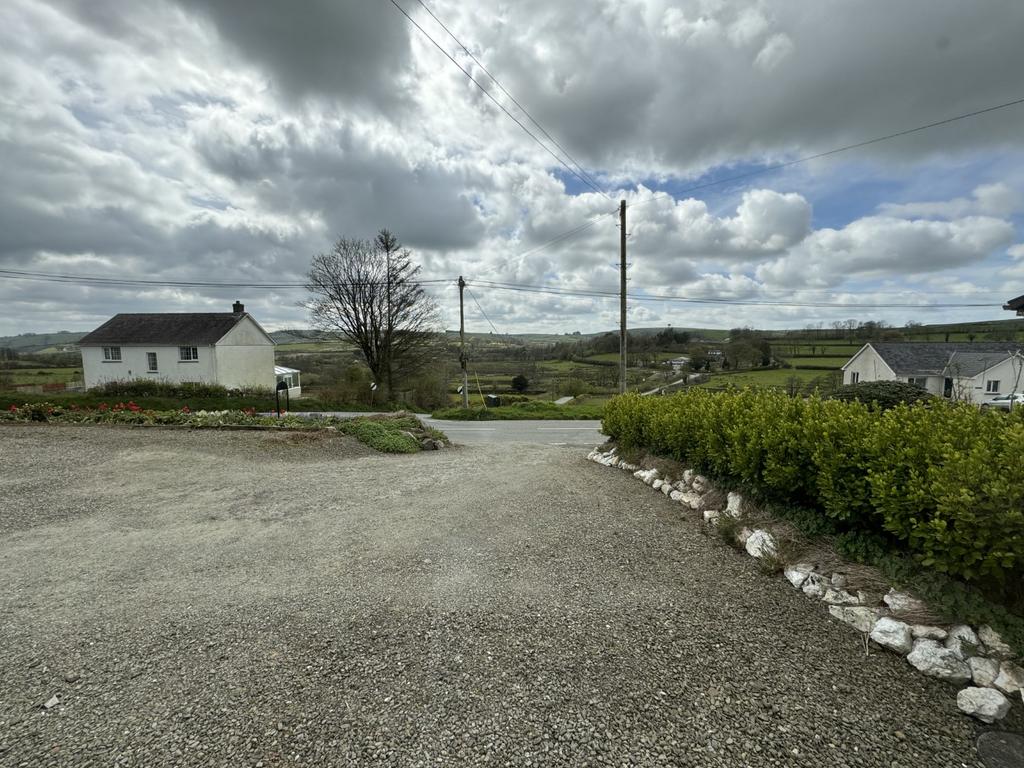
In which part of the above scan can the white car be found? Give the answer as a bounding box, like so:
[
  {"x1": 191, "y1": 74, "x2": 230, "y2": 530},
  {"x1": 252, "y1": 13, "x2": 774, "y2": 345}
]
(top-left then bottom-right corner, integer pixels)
[{"x1": 981, "y1": 393, "x2": 1024, "y2": 411}]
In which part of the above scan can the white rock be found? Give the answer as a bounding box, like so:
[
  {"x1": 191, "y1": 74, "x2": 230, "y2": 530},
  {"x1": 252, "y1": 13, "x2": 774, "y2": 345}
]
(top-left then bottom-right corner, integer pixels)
[
  {"x1": 978, "y1": 625, "x2": 1015, "y2": 659},
  {"x1": 993, "y1": 661, "x2": 1024, "y2": 696},
  {"x1": 669, "y1": 490, "x2": 684, "y2": 502},
  {"x1": 42, "y1": 695, "x2": 60, "y2": 710},
  {"x1": 702, "y1": 509, "x2": 720, "y2": 524},
  {"x1": 680, "y1": 491, "x2": 702, "y2": 509},
  {"x1": 822, "y1": 588, "x2": 860, "y2": 606},
  {"x1": 673, "y1": 480, "x2": 688, "y2": 492},
  {"x1": 969, "y1": 657, "x2": 1001, "y2": 688},
  {"x1": 830, "y1": 573, "x2": 848, "y2": 589},
  {"x1": 830, "y1": 605, "x2": 883, "y2": 633},
  {"x1": 856, "y1": 590, "x2": 884, "y2": 606},
  {"x1": 911, "y1": 625, "x2": 948, "y2": 641},
  {"x1": 802, "y1": 574, "x2": 827, "y2": 598},
  {"x1": 652, "y1": 479, "x2": 664, "y2": 490},
  {"x1": 784, "y1": 564, "x2": 813, "y2": 589},
  {"x1": 633, "y1": 470, "x2": 645, "y2": 479},
  {"x1": 945, "y1": 625, "x2": 981, "y2": 660},
  {"x1": 725, "y1": 492, "x2": 744, "y2": 518},
  {"x1": 883, "y1": 589, "x2": 928, "y2": 615},
  {"x1": 745, "y1": 529, "x2": 776, "y2": 559},
  {"x1": 661, "y1": 483, "x2": 673, "y2": 496},
  {"x1": 906, "y1": 639, "x2": 972, "y2": 683},
  {"x1": 870, "y1": 617, "x2": 914, "y2": 654},
  {"x1": 957, "y1": 687, "x2": 1011, "y2": 724},
  {"x1": 737, "y1": 527, "x2": 753, "y2": 546},
  {"x1": 682, "y1": 469, "x2": 694, "y2": 485}
]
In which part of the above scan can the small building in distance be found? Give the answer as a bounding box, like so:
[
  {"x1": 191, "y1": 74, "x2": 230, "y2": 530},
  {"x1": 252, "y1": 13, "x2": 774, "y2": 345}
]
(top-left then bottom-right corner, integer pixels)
[
  {"x1": 78, "y1": 301, "x2": 277, "y2": 391},
  {"x1": 841, "y1": 342, "x2": 1024, "y2": 403},
  {"x1": 1003, "y1": 293, "x2": 1024, "y2": 316},
  {"x1": 275, "y1": 365, "x2": 301, "y2": 398}
]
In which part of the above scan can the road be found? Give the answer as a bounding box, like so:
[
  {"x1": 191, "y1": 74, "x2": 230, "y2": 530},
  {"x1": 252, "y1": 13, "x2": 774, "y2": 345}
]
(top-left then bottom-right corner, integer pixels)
[
  {"x1": 286, "y1": 412, "x2": 605, "y2": 445},
  {"x1": 1, "y1": 426, "x2": 1013, "y2": 767}
]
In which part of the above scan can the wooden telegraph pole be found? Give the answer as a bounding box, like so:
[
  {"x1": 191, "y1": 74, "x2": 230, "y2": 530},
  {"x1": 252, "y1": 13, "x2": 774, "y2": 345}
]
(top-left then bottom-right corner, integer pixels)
[
  {"x1": 458, "y1": 276, "x2": 470, "y2": 408},
  {"x1": 619, "y1": 199, "x2": 627, "y2": 394}
]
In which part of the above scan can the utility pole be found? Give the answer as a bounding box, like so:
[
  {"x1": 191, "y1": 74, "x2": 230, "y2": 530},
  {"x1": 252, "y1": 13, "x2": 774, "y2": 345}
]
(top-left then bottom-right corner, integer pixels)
[
  {"x1": 619, "y1": 199, "x2": 627, "y2": 394},
  {"x1": 458, "y1": 276, "x2": 469, "y2": 408}
]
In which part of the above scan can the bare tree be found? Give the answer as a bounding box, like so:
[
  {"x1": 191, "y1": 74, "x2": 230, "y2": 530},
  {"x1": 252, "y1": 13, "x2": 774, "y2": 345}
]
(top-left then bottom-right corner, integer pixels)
[{"x1": 305, "y1": 232, "x2": 439, "y2": 400}]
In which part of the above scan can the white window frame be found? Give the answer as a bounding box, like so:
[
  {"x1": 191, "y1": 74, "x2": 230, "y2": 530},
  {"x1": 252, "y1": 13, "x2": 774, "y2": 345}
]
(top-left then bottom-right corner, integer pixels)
[
  {"x1": 102, "y1": 346, "x2": 121, "y2": 362},
  {"x1": 178, "y1": 346, "x2": 199, "y2": 362},
  {"x1": 850, "y1": 371, "x2": 860, "y2": 384},
  {"x1": 986, "y1": 380, "x2": 1000, "y2": 393},
  {"x1": 147, "y1": 352, "x2": 158, "y2": 372},
  {"x1": 908, "y1": 377, "x2": 927, "y2": 387}
]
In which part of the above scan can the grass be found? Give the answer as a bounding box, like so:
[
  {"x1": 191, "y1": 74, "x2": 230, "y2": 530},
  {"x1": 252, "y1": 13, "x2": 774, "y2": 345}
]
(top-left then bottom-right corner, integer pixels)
[
  {"x1": 779, "y1": 357, "x2": 849, "y2": 369},
  {"x1": 699, "y1": 368, "x2": 835, "y2": 388},
  {"x1": 432, "y1": 401, "x2": 604, "y2": 420},
  {"x1": 4, "y1": 368, "x2": 82, "y2": 385}
]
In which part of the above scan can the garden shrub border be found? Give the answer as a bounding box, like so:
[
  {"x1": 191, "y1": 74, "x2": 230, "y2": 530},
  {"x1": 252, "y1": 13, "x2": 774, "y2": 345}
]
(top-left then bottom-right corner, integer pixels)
[{"x1": 1, "y1": 402, "x2": 448, "y2": 454}]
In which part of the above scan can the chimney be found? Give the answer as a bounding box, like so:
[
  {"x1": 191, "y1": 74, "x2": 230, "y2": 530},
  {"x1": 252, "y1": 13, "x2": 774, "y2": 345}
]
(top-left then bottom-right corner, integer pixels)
[{"x1": 232, "y1": 301, "x2": 244, "y2": 315}]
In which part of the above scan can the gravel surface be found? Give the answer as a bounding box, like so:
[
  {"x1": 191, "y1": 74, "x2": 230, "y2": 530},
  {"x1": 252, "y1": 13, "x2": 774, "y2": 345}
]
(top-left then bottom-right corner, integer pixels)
[{"x1": 1, "y1": 425, "x2": 1019, "y2": 767}]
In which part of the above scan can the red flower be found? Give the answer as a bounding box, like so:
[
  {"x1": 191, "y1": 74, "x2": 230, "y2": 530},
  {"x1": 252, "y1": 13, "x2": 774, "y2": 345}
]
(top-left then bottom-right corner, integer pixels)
[
  {"x1": 7, "y1": 404, "x2": 17, "y2": 412},
  {"x1": 242, "y1": 407, "x2": 255, "y2": 417},
  {"x1": 98, "y1": 403, "x2": 109, "y2": 411},
  {"x1": 181, "y1": 405, "x2": 191, "y2": 414}
]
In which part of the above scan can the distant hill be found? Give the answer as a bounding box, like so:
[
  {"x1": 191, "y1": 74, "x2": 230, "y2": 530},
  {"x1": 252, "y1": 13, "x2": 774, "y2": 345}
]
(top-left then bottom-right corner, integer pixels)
[{"x1": 0, "y1": 331, "x2": 86, "y2": 353}]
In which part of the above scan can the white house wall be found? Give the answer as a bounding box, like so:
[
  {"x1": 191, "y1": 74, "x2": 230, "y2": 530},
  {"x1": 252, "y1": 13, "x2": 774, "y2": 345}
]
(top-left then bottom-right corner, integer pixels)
[
  {"x1": 81, "y1": 345, "x2": 217, "y2": 388},
  {"x1": 953, "y1": 357, "x2": 1024, "y2": 404},
  {"x1": 213, "y1": 316, "x2": 275, "y2": 390},
  {"x1": 842, "y1": 346, "x2": 897, "y2": 386},
  {"x1": 213, "y1": 344, "x2": 275, "y2": 390}
]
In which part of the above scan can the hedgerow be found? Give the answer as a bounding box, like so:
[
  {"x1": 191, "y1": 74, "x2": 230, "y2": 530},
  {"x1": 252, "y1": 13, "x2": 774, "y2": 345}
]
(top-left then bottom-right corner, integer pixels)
[
  {"x1": 603, "y1": 389, "x2": 1024, "y2": 589},
  {"x1": 1, "y1": 402, "x2": 444, "y2": 454}
]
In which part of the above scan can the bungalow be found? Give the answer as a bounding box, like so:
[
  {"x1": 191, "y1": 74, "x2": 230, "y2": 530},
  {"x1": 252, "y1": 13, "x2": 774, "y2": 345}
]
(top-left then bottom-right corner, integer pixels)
[
  {"x1": 841, "y1": 342, "x2": 1024, "y2": 403},
  {"x1": 78, "y1": 301, "x2": 278, "y2": 391},
  {"x1": 1003, "y1": 293, "x2": 1024, "y2": 316}
]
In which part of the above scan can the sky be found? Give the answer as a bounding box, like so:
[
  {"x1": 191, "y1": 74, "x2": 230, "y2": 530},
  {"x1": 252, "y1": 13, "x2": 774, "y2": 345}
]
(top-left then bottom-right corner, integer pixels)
[{"x1": 2, "y1": 0, "x2": 1024, "y2": 336}]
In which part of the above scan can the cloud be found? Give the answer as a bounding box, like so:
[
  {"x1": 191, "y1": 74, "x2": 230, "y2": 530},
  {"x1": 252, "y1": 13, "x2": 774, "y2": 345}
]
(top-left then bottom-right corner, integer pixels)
[
  {"x1": 756, "y1": 214, "x2": 1015, "y2": 287},
  {"x1": 879, "y1": 183, "x2": 1022, "y2": 219}
]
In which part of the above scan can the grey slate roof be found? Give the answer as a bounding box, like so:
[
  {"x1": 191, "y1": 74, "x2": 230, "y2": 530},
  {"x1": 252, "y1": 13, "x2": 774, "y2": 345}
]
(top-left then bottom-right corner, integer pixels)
[
  {"x1": 1004, "y1": 294, "x2": 1024, "y2": 312},
  {"x1": 869, "y1": 342, "x2": 1024, "y2": 376},
  {"x1": 944, "y1": 351, "x2": 1023, "y2": 378},
  {"x1": 78, "y1": 313, "x2": 245, "y2": 346}
]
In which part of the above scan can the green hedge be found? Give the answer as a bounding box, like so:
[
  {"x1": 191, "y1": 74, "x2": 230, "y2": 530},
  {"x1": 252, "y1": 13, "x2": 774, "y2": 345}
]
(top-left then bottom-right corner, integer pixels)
[{"x1": 603, "y1": 389, "x2": 1024, "y2": 587}]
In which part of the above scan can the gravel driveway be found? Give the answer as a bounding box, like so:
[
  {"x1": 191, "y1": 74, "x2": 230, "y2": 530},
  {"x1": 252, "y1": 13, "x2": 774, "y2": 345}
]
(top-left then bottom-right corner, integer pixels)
[{"x1": 0, "y1": 425, "x2": 1018, "y2": 767}]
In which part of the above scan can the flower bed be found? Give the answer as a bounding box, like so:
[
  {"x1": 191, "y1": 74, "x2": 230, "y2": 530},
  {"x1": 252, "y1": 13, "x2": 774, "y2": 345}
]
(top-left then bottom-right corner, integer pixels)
[{"x1": 2, "y1": 402, "x2": 446, "y2": 454}]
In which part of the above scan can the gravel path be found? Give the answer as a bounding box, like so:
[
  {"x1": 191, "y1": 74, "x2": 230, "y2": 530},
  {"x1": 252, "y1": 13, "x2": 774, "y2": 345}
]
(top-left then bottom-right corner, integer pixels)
[{"x1": 0, "y1": 425, "x2": 1018, "y2": 767}]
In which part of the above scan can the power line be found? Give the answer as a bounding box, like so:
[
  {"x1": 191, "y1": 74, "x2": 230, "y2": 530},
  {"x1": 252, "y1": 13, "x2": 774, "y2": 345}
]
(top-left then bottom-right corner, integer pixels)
[
  {"x1": 389, "y1": 0, "x2": 611, "y2": 200},
  {"x1": 467, "y1": 279, "x2": 1001, "y2": 309},
  {"x1": 0, "y1": 268, "x2": 454, "y2": 290},
  {"x1": 465, "y1": 285, "x2": 501, "y2": 335},
  {"x1": 412, "y1": 0, "x2": 608, "y2": 199},
  {"x1": 628, "y1": 95, "x2": 1024, "y2": 212}
]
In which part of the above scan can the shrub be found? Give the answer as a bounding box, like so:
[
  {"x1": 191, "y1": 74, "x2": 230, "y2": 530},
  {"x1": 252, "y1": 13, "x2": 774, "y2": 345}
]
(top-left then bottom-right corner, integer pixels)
[
  {"x1": 831, "y1": 379, "x2": 932, "y2": 410},
  {"x1": 603, "y1": 389, "x2": 1024, "y2": 591}
]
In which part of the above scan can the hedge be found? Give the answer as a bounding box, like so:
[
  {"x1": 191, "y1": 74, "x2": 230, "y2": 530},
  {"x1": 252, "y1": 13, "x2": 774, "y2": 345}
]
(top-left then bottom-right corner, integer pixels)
[{"x1": 603, "y1": 389, "x2": 1024, "y2": 587}]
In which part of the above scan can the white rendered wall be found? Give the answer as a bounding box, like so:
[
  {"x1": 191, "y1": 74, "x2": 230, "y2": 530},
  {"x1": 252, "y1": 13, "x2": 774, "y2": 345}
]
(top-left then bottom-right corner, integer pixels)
[
  {"x1": 841, "y1": 346, "x2": 897, "y2": 386},
  {"x1": 81, "y1": 345, "x2": 216, "y2": 388}
]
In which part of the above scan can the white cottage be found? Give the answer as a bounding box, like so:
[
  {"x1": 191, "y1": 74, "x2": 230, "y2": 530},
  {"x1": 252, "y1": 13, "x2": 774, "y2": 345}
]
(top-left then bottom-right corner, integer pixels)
[
  {"x1": 841, "y1": 342, "x2": 1024, "y2": 403},
  {"x1": 79, "y1": 301, "x2": 276, "y2": 391}
]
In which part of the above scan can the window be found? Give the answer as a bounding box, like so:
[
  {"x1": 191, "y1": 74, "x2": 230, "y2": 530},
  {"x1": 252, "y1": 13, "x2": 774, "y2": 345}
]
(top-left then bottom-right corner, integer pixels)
[
  {"x1": 986, "y1": 380, "x2": 1001, "y2": 393},
  {"x1": 908, "y1": 377, "x2": 927, "y2": 387},
  {"x1": 147, "y1": 352, "x2": 158, "y2": 372},
  {"x1": 850, "y1": 371, "x2": 860, "y2": 384},
  {"x1": 102, "y1": 346, "x2": 121, "y2": 362},
  {"x1": 179, "y1": 346, "x2": 199, "y2": 362}
]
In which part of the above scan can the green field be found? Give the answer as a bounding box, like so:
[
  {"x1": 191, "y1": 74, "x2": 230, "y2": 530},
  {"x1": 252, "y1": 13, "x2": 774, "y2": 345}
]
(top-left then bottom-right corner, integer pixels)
[
  {"x1": 5, "y1": 367, "x2": 82, "y2": 385},
  {"x1": 780, "y1": 356, "x2": 850, "y2": 369},
  {"x1": 700, "y1": 368, "x2": 840, "y2": 389}
]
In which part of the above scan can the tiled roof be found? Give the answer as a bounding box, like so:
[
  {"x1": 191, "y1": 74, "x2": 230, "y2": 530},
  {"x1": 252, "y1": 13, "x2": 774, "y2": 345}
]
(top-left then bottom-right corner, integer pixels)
[
  {"x1": 869, "y1": 342, "x2": 1024, "y2": 376},
  {"x1": 78, "y1": 313, "x2": 245, "y2": 346}
]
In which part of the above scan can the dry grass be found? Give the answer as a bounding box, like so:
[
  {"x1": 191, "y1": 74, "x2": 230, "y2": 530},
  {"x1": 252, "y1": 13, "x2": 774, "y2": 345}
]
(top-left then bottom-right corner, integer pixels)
[{"x1": 697, "y1": 488, "x2": 727, "y2": 513}]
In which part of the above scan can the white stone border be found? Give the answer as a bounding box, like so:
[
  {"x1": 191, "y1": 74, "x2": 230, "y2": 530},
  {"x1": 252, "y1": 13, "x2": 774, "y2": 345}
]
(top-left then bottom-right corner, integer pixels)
[{"x1": 587, "y1": 445, "x2": 1023, "y2": 724}]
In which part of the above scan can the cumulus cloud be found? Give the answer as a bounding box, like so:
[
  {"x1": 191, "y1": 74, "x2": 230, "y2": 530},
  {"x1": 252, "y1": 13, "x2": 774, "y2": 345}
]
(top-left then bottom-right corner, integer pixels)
[
  {"x1": 1, "y1": 0, "x2": 1023, "y2": 336},
  {"x1": 755, "y1": 215, "x2": 1015, "y2": 287}
]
